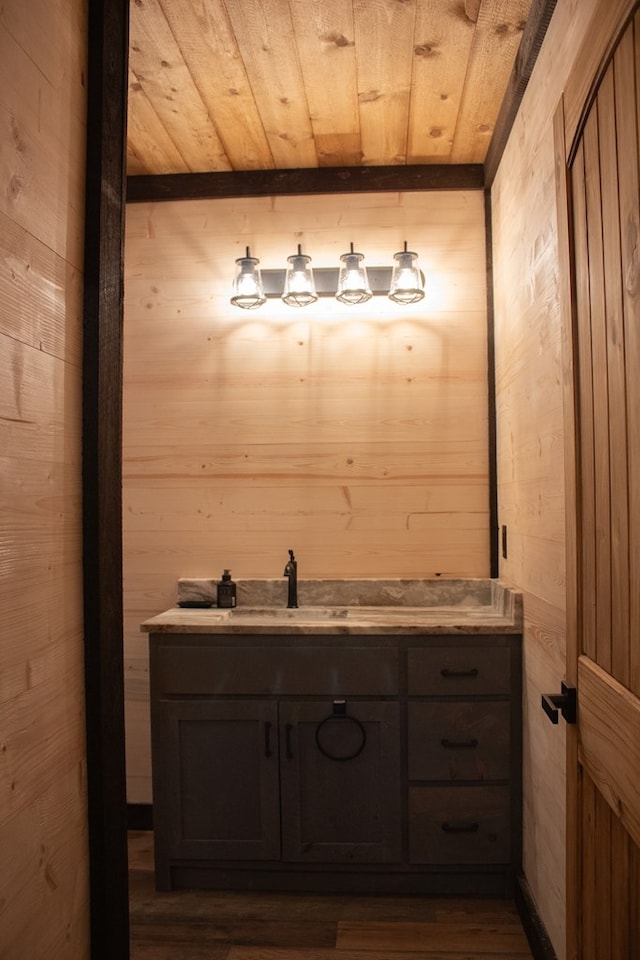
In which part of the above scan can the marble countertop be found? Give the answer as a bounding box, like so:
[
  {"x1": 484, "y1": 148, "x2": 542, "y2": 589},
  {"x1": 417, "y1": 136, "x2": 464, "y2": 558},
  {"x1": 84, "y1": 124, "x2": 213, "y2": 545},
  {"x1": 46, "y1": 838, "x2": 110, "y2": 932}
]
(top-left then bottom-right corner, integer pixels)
[{"x1": 141, "y1": 579, "x2": 522, "y2": 636}]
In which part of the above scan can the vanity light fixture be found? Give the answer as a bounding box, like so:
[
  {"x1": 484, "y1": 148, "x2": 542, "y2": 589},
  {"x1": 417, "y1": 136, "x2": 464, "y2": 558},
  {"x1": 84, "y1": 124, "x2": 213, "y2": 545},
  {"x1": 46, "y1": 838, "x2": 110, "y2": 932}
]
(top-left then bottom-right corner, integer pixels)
[
  {"x1": 388, "y1": 241, "x2": 425, "y2": 304},
  {"x1": 229, "y1": 241, "x2": 425, "y2": 309},
  {"x1": 230, "y1": 246, "x2": 266, "y2": 310},
  {"x1": 281, "y1": 244, "x2": 318, "y2": 307}
]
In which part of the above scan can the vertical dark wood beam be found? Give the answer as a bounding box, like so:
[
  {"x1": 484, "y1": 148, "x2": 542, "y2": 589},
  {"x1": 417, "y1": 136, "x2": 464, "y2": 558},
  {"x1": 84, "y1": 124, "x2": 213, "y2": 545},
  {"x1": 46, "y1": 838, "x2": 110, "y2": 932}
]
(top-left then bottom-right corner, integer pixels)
[{"x1": 82, "y1": 2, "x2": 130, "y2": 957}]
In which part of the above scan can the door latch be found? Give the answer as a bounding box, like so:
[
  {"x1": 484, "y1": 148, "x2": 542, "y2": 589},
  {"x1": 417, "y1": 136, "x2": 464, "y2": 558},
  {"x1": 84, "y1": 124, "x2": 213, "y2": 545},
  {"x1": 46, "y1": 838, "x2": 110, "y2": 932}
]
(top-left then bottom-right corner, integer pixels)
[{"x1": 541, "y1": 681, "x2": 577, "y2": 724}]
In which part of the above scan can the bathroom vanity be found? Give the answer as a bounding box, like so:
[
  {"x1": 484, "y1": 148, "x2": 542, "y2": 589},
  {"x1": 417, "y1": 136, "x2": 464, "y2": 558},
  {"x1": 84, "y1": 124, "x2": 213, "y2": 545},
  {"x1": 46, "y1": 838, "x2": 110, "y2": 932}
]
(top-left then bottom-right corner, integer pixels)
[{"x1": 143, "y1": 579, "x2": 522, "y2": 895}]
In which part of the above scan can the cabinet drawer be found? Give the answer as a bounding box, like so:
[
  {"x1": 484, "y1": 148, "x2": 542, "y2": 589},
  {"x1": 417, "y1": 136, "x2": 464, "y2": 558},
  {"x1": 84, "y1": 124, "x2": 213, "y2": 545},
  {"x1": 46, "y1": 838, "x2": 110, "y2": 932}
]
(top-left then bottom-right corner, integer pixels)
[
  {"x1": 408, "y1": 702, "x2": 510, "y2": 781},
  {"x1": 154, "y1": 643, "x2": 399, "y2": 696},
  {"x1": 409, "y1": 785, "x2": 510, "y2": 864},
  {"x1": 407, "y1": 646, "x2": 510, "y2": 696}
]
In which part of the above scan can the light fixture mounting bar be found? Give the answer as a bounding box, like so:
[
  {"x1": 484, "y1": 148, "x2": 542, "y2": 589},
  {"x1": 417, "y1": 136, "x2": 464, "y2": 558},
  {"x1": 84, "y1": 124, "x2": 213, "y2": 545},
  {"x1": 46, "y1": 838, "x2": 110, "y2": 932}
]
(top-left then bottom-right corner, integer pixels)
[{"x1": 260, "y1": 266, "x2": 394, "y2": 298}]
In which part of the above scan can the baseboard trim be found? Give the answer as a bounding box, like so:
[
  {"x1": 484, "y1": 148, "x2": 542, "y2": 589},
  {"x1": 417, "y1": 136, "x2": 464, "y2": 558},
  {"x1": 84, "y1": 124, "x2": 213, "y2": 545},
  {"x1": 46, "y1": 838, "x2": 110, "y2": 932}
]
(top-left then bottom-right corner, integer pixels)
[
  {"x1": 127, "y1": 803, "x2": 153, "y2": 831},
  {"x1": 514, "y1": 872, "x2": 558, "y2": 960}
]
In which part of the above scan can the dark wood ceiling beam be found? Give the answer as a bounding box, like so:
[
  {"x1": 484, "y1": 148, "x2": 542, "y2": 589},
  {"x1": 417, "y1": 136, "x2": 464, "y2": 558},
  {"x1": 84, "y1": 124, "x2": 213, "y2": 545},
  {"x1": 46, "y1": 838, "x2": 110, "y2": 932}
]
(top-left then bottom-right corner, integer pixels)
[
  {"x1": 126, "y1": 163, "x2": 484, "y2": 203},
  {"x1": 484, "y1": 0, "x2": 559, "y2": 188}
]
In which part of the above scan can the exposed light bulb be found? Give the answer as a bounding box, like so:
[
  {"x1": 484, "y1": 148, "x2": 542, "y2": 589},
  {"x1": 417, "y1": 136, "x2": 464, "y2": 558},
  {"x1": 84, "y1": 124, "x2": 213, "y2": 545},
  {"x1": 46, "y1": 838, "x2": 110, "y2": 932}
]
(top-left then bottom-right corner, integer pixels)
[
  {"x1": 336, "y1": 243, "x2": 372, "y2": 305},
  {"x1": 388, "y1": 242, "x2": 425, "y2": 304},
  {"x1": 230, "y1": 246, "x2": 266, "y2": 309},
  {"x1": 282, "y1": 244, "x2": 317, "y2": 307}
]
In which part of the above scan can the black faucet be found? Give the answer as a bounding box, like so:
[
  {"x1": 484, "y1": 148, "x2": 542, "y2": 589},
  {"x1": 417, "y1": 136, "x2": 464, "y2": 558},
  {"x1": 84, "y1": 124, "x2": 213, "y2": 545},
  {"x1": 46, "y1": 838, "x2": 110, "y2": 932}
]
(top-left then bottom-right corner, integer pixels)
[{"x1": 283, "y1": 549, "x2": 298, "y2": 608}]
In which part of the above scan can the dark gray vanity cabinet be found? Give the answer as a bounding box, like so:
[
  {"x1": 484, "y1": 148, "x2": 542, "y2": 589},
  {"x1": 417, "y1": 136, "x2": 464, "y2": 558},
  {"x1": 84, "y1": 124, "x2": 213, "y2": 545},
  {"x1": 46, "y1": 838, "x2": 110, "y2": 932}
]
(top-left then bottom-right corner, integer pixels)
[
  {"x1": 149, "y1": 631, "x2": 520, "y2": 894},
  {"x1": 150, "y1": 637, "x2": 403, "y2": 889}
]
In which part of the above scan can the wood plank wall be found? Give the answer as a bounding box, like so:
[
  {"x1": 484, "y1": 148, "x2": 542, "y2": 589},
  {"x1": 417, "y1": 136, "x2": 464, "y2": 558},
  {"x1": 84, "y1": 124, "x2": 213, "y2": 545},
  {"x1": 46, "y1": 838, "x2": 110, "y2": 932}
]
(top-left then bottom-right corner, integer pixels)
[
  {"x1": 490, "y1": 0, "x2": 601, "y2": 956},
  {"x1": 123, "y1": 190, "x2": 489, "y2": 802},
  {"x1": 0, "y1": 1, "x2": 89, "y2": 957}
]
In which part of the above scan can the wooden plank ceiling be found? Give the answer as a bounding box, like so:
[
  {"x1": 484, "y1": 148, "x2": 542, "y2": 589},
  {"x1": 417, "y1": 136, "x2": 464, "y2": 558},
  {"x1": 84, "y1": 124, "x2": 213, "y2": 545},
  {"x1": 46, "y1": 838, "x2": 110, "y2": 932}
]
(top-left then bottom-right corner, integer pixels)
[{"x1": 127, "y1": 0, "x2": 535, "y2": 176}]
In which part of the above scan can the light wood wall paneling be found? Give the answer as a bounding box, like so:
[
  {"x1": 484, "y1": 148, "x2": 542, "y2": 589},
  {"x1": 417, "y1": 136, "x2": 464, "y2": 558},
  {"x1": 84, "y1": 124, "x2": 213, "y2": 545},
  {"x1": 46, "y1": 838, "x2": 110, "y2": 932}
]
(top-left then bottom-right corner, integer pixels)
[
  {"x1": 0, "y1": 0, "x2": 89, "y2": 956},
  {"x1": 490, "y1": 1, "x2": 606, "y2": 955},
  {"x1": 0, "y1": 209, "x2": 83, "y2": 364},
  {"x1": 123, "y1": 188, "x2": 489, "y2": 800},
  {"x1": 0, "y1": 764, "x2": 89, "y2": 959},
  {"x1": 0, "y1": 11, "x2": 86, "y2": 268}
]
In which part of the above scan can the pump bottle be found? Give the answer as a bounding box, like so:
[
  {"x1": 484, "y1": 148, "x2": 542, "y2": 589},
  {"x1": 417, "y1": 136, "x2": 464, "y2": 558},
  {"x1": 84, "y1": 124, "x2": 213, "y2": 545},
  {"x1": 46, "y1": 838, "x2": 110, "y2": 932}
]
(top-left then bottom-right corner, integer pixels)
[{"x1": 217, "y1": 569, "x2": 237, "y2": 608}]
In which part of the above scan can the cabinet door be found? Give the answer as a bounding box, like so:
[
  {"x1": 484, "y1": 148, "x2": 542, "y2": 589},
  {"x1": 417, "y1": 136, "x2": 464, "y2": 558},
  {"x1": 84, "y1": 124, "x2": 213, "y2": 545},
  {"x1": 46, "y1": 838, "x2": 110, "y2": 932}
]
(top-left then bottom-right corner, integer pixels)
[
  {"x1": 279, "y1": 700, "x2": 402, "y2": 863},
  {"x1": 153, "y1": 699, "x2": 280, "y2": 862}
]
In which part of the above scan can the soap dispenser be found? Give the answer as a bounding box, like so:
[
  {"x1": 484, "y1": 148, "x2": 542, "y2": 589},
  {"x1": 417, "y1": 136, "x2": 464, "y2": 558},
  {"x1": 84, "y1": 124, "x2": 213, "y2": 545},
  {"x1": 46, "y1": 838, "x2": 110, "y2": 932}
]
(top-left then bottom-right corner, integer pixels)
[{"x1": 217, "y1": 569, "x2": 237, "y2": 608}]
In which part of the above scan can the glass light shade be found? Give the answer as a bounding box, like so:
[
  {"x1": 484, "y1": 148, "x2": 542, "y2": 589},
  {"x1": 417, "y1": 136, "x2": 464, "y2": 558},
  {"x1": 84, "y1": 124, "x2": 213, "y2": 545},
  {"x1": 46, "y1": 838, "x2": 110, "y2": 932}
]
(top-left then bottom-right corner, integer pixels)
[
  {"x1": 388, "y1": 243, "x2": 425, "y2": 304},
  {"x1": 230, "y1": 246, "x2": 266, "y2": 309},
  {"x1": 282, "y1": 245, "x2": 317, "y2": 307},
  {"x1": 336, "y1": 243, "x2": 372, "y2": 305}
]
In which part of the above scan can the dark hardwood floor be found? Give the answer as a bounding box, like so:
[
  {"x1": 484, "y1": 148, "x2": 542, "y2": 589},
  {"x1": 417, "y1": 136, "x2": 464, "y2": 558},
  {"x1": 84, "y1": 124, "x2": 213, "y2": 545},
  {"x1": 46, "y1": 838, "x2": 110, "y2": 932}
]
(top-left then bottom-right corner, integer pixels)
[{"x1": 128, "y1": 831, "x2": 533, "y2": 959}]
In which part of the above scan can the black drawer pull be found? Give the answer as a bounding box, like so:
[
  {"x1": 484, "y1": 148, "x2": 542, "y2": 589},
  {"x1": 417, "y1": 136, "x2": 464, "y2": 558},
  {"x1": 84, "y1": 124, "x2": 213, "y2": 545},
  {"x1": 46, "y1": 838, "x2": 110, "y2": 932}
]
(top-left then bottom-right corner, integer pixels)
[
  {"x1": 441, "y1": 737, "x2": 479, "y2": 749},
  {"x1": 442, "y1": 821, "x2": 479, "y2": 834},
  {"x1": 440, "y1": 667, "x2": 479, "y2": 679},
  {"x1": 264, "y1": 721, "x2": 273, "y2": 758}
]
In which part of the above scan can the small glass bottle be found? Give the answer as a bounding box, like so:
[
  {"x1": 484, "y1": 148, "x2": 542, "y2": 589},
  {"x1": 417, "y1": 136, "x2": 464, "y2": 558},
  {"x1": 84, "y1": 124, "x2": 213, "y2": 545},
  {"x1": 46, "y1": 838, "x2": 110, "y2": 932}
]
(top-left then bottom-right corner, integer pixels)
[{"x1": 217, "y1": 569, "x2": 237, "y2": 608}]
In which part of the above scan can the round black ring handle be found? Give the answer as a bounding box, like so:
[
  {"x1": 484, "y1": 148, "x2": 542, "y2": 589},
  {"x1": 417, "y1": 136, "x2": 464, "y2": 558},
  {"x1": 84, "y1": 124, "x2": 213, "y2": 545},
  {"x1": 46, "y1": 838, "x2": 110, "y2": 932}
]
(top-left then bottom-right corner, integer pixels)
[{"x1": 314, "y1": 712, "x2": 367, "y2": 762}]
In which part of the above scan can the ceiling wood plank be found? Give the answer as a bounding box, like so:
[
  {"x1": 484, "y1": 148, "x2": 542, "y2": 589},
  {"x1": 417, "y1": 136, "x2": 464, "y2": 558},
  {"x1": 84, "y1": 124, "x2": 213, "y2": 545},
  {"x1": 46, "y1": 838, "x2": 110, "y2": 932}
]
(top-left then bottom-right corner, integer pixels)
[
  {"x1": 126, "y1": 164, "x2": 484, "y2": 203},
  {"x1": 126, "y1": 0, "x2": 549, "y2": 174},
  {"x1": 288, "y1": 0, "x2": 361, "y2": 167},
  {"x1": 129, "y1": 0, "x2": 231, "y2": 173},
  {"x1": 221, "y1": 0, "x2": 318, "y2": 169},
  {"x1": 157, "y1": 0, "x2": 274, "y2": 170},
  {"x1": 451, "y1": 0, "x2": 533, "y2": 163},
  {"x1": 353, "y1": 0, "x2": 417, "y2": 165},
  {"x1": 127, "y1": 67, "x2": 190, "y2": 175},
  {"x1": 408, "y1": 0, "x2": 477, "y2": 162}
]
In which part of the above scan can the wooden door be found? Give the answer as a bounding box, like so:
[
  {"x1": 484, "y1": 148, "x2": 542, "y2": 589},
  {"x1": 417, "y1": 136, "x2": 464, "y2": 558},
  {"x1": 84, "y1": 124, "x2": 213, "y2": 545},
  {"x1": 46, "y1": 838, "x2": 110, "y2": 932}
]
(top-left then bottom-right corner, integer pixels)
[
  {"x1": 279, "y1": 700, "x2": 403, "y2": 863},
  {"x1": 555, "y1": 4, "x2": 640, "y2": 957}
]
